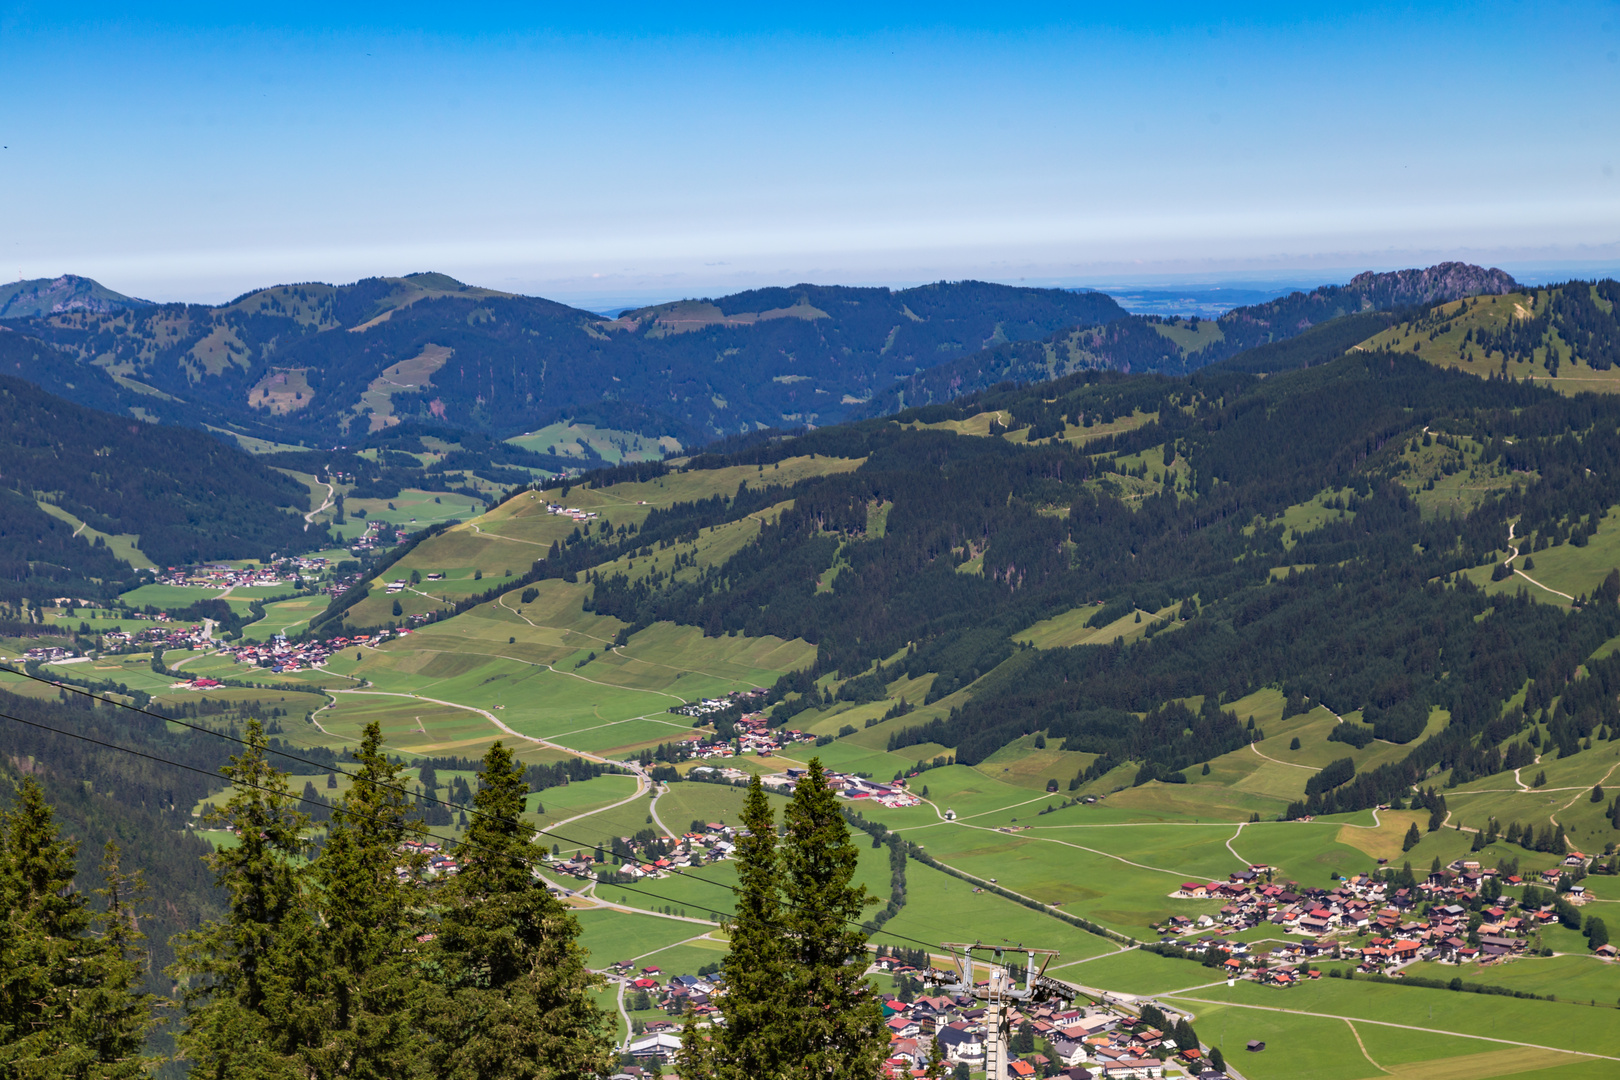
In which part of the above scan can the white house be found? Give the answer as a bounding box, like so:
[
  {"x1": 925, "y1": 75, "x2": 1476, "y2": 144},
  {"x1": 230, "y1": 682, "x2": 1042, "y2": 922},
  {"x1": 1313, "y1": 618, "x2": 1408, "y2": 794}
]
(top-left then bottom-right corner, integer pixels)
[{"x1": 627, "y1": 1032, "x2": 682, "y2": 1062}]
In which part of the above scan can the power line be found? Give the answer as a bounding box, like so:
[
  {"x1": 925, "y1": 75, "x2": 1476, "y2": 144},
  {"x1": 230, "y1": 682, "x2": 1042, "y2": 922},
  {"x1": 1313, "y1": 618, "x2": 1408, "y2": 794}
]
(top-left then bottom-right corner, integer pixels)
[
  {"x1": 5, "y1": 662, "x2": 737, "y2": 897},
  {"x1": 0, "y1": 697, "x2": 954, "y2": 958},
  {"x1": 9, "y1": 663, "x2": 942, "y2": 941}
]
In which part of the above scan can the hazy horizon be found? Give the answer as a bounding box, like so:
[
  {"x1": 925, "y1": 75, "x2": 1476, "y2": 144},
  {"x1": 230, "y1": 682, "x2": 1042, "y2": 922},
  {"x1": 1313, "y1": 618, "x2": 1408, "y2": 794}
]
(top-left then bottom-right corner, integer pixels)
[
  {"x1": 19, "y1": 255, "x2": 1620, "y2": 318},
  {"x1": 4, "y1": 3, "x2": 1617, "y2": 307}
]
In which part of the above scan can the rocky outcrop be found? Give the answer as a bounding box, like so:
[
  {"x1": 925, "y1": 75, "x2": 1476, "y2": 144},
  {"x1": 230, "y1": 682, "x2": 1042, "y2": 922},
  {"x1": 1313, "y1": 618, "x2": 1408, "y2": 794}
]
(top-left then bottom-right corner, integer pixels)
[{"x1": 1342, "y1": 262, "x2": 1518, "y2": 310}]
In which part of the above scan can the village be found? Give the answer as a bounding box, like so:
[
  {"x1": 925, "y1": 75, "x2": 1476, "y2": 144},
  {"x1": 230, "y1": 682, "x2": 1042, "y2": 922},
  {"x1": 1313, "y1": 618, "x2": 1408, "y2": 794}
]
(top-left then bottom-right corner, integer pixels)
[
  {"x1": 213, "y1": 628, "x2": 404, "y2": 675},
  {"x1": 544, "y1": 820, "x2": 742, "y2": 884},
  {"x1": 1153, "y1": 852, "x2": 1604, "y2": 982},
  {"x1": 153, "y1": 557, "x2": 331, "y2": 591},
  {"x1": 607, "y1": 946, "x2": 1211, "y2": 1080}
]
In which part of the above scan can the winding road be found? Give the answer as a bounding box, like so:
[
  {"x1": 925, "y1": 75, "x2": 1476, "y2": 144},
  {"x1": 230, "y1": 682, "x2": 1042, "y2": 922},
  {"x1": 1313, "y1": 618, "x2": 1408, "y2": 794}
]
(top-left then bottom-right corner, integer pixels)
[{"x1": 325, "y1": 687, "x2": 656, "y2": 812}]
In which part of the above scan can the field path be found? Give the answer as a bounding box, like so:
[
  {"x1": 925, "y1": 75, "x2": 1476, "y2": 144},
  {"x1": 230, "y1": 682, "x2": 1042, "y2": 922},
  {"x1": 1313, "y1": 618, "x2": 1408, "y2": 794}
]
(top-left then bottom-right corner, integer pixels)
[
  {"x1": 1505, "y1": 521, "x2": 1576, "y2": 601},
  {"x1": 1249, "y1": 742, "x2": 1316, "y2": 771},
  {"x1": 909, "y1": 790, "x2": 1067, "y2": 829},
  {"x1": 500, "y1": 653, "x2": 690, "y2": 704},
  {"x1": 631, "y1": 930, "x2": 717, "y2": 962},
  {"x1": 308, "y1": 697, "x2": 338, "y2": 735},
  {"x1": 1343, "y1": 1019, "x2": 1387, "y2": 1074},
  {"x1": 1049, "y1": 944, "x2": 1139, "y2": 971},
  {"x1": 1163, "y1": 994, "x2": 1619, "y2": 1062},
  {"x1": 1549, "y1": 755, "x2": 1620, "y2": 829},
  {"x1": 551, "y1": 779, "x2": 649, "y2": 830},
  {"x1": 329, "y1": 687, "x2": 643, "y2": 770},
  {"x1": 1225, "y1": 821, "x2": 1249, "y2": 865},
  {"x1": 469, "y1": 522, "x2": 551, "y2": 548},
  {"x1": 305, "y1": 480, "x2": 335, "y2": 529},
  {"x1": 953, "y1": 820, "x2": 1187, "y2": 876},
  {"x1": 497, "y1": 593, "x2": 618, "y2": 646}
]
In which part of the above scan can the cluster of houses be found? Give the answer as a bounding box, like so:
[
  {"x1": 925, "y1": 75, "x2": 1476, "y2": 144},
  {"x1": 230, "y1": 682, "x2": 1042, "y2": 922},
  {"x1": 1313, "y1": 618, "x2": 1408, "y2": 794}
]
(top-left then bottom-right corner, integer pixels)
[
  {"x1": 617, "y1": 953, "x2": 1221, "y2": 1080},
  {"x1": 757, "y1": 767, "x2": 922, "y2": 809},
  {"x1": 549, "y1": 823, "x2": 741, "y2": 882},
  {"x1": 545, "y1": 502, "x2": 601, "y2": 523},
  {"x1": 156, "y1": 564, "x2": 296, "y2": 590},
  {"x1": 682, "y1": 717, "x2": 821, "y2": 760},
  {"x1": 116, "y1": 622, "x2": 209, "y2": 652},
  {"x1": 669, "y1": 689, "x2": 769, "y2": 719},
  {"x1": 215, "y1": 629, "x2": 400, "y2": 674},
  {"x1": 1157, "y1": 858, "x2": 1582, "y2": 978},
  {"x1": 320, "y1": 570, "x2": 365, "y2": 598},
  {"x1": 349, "y1": 520, "x2": 410, "y2": 556},
  {"x1": 21, "y1": 644, "x2": 76, "y2": 663},
  {"x1": 616, "y1": 966, "x2": 721, "y2": 1064},
  {"x1": 400, "y1": 839, "x2": 461, "y2": 878}
]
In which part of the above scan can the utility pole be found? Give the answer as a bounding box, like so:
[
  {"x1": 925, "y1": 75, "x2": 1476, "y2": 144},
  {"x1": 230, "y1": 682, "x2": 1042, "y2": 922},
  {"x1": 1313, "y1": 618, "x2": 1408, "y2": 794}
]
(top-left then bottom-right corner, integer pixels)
[{"x1": 928, "y1": 943, "x2": 1063, "y2": 1079}]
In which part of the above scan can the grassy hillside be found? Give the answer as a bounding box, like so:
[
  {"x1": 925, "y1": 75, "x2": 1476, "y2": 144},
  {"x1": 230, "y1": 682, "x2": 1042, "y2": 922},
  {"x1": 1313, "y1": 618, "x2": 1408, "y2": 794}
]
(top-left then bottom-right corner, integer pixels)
[{"x1": 1360, "y1": 282, "x2": 1620, "y2": 395}]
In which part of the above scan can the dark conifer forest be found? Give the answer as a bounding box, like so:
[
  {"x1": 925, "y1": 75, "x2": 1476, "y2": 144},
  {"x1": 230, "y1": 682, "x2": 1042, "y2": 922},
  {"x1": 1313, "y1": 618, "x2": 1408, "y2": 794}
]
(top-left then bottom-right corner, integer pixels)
[{"x1": 584, "y1": 345, "x2": 1620, "y2": 799}]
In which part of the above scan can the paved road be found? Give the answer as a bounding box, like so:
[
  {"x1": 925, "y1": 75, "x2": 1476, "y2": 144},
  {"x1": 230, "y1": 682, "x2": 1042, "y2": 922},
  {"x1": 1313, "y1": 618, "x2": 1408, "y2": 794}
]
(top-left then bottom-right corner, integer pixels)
[{"x1": 326, "y1": 688, "x2": 656, "y2": 823}]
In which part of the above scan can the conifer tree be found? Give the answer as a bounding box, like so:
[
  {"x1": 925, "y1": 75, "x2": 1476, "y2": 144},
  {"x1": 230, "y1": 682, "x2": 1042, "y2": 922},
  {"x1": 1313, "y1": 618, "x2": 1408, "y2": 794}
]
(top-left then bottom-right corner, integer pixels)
[
  {"x1": 169, "y1": 717, "x2": 309, "y2": 1079},
  {"x1": 0, "y1": 776, "x2": 88, "y2": 1068},
  {"x1": 1, "y1": 779, "x2": 162, "y2": 1077},
  {"x1": 421, "y1": 741, "x2": 613, "y2": 1080},
  {"x1": 275, "y1": 720, "x2": 426, "y2": 1080},
  {"x1": 673, "y1": 1007, "x2": 722, "y2": 1080},
  {"x1": 61, "y1": 842, "x2": 165, "y2": 1080},
  {"x1": 685, "y1": 774, "x2": 788, "y2": 1080},
  {"x1": 779, "y1": 759, "x2": 885, "y2": 1080}
]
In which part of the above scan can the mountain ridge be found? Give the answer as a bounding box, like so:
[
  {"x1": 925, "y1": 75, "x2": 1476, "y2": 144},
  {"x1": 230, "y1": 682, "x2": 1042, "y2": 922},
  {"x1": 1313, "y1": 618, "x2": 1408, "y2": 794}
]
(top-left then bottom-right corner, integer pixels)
[
  {"x1": 0, "y1": 274, "x2": 152, "y2": 319},
  {"x1": 860, "y1": 262, "x2": 1519, "y2": 414},
  {"x1": 0, "y1": 276, "x2": 1127, "y2": 444}
]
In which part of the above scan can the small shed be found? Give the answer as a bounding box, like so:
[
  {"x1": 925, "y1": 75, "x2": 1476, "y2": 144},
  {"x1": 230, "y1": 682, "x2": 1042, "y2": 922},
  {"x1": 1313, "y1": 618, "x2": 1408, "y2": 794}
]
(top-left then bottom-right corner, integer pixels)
[{"x1": 1246, "y1": 1040, "x2": 1266, "y2": 1052}]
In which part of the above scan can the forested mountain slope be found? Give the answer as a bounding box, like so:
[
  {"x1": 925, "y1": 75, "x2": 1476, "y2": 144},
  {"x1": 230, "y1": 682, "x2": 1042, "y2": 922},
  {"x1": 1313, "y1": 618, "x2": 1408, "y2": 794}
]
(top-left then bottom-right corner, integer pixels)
[
  {"x1": 0, "y1": 687, "x2": 233, "y2": 999},
  {"x1": 1, "y1": 274, "x2": 1125, "y2": 444},
  {"x1": 860, "y1": 262, "x2": 1518, "y2": 412},
  {"x1": 375, "y1": 342, "x2": 1620, "y2": 814},
  {"x1": 1359, "y1": 280, "x2": 1620, "y2": 386},
  {"x1": 0, "y1": 374, "x2": 322, "y2": 600}
]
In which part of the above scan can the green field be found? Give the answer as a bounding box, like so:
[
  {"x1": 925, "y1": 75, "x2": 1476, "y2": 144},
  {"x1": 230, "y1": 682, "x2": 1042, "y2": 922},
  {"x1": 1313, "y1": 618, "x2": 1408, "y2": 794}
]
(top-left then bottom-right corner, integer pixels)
[
  {"x1": 1166, "y1": 975, "x2": 1620, "y2": 1060},
  {"x1": 507, "y1": 421, "x2": 679, "y2": 464},
  {"x1": 119, "y1": 583, "x2": 227, "y2": 610},
  {"x1": 242, "y1": 595, "x2": 331, "y2": 640}
]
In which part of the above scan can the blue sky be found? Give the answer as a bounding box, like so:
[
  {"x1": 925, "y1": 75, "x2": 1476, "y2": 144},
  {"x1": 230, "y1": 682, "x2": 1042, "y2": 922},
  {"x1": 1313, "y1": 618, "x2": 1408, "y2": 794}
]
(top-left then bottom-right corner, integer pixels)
[{"x1": 2, "y1": 2, "x2": 1617, "y2": 307}]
